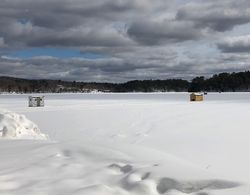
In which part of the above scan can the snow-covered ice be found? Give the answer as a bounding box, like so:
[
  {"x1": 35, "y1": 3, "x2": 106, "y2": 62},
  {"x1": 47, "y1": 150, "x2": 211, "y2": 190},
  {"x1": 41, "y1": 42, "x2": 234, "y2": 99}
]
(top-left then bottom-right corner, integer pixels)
[
  {"x1": 0, "y1": 109, "x2": 48, "y2": 140},
  {"x1": 0, "y1": 93, "x2": 249, "y2": 195}
]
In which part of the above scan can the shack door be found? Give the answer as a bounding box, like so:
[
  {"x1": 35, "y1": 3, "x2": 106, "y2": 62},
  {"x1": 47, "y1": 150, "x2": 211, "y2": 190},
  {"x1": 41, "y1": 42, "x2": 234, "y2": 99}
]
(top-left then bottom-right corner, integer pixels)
[{"x1": 36, "y1": 97, "x2": 41, "y2": 107}]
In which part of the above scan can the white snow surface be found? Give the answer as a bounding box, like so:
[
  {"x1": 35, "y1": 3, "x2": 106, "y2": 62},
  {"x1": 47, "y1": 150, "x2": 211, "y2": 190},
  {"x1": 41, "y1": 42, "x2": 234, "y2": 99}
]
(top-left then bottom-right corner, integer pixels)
[
  {"x1": 0, "y1": 92, "x2": 249, "y2": 195},
  {"x1": 0, "y1": 109, "x2": 48, "y2": 140}
]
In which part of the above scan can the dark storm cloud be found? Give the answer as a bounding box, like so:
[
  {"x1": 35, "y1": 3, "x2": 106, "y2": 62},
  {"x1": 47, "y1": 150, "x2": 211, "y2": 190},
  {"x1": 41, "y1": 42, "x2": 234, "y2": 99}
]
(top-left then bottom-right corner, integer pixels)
[
  {"x1": 26, "y1": 27, "x2": 133, "y2": 47},
  {"x1": 217, "y1": 35, "x2": 250, "y2": 53},
  {"x1": 176, "y1": 1, "x2": 250, "y2": 32},
  {"x1": 1, "y1": 0, "x2": 250, "y2": 47},
  {"x1": 0, "y1": 51, "x2": 193, "y2": 82},
  {"x1": 2, "y1": 49, "x2": 250, "y2": 82},
  {"x1": 1, "y1": 0, "x2": 250, "y2": 81},
  {"x1": 0, "y1": 37, "x2": 5, "y2": 47},
  {"x1": 0, "y1": 0, "x2": 136, "y2": 47},
  {"x1": 0, "y1": 0, "x2": 196, "y2": 48},
  {"x1": 127, "y1": 20, "x2": 201, "y2": 45}
]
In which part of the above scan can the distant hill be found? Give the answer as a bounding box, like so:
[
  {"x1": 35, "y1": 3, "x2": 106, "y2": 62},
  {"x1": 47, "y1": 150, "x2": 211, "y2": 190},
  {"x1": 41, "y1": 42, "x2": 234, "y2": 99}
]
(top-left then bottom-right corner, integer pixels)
[
  {"x1": 1, "y1": 71, "x2": 250, "y2": 93},
  {"x1": 189, "y1": 71, "x2": 250, "y2": 92},
  {"x1": 0, "y1": 76, "x2": 189, "y2": 93}
]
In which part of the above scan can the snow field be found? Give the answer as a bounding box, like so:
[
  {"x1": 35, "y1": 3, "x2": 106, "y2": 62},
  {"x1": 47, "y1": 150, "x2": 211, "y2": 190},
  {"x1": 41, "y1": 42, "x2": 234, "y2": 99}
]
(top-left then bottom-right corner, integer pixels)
[{"x1": 0, "y1": 93, "x2": 249, "y2": 195}]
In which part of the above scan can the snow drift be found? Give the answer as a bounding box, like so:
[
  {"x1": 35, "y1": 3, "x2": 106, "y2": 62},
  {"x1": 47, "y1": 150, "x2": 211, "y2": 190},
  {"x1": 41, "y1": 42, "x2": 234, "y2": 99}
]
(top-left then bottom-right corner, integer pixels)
[{"x1": 0, "y1": 109, "x2": 48, "y2": 140}]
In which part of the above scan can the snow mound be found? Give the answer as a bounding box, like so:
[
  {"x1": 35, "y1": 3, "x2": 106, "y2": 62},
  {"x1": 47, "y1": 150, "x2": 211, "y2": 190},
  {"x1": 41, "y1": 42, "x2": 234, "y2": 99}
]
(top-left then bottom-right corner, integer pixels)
[{"x1": 0, "y1": 110, "x2": 48, "y2": 140}]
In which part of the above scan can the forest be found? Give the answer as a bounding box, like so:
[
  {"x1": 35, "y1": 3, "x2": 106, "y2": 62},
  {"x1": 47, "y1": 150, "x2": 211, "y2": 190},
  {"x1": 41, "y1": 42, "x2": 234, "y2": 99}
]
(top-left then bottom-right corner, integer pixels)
[{"x1": 1, "y1": 71, "x2": 250, "y2": 93}]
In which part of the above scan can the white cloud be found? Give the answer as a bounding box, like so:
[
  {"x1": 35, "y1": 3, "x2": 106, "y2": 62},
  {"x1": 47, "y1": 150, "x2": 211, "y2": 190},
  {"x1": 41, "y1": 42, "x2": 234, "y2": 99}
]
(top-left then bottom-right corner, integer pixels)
[{"x1": 218, "y1": 34, "x2": 250, "y2": 52}]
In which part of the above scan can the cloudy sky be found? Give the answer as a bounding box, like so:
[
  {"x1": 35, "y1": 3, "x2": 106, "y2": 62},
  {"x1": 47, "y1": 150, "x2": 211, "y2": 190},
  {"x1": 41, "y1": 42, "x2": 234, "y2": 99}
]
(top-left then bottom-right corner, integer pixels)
[{"x1": 1, "y1": 0, "x2": 250, "y2": 82}]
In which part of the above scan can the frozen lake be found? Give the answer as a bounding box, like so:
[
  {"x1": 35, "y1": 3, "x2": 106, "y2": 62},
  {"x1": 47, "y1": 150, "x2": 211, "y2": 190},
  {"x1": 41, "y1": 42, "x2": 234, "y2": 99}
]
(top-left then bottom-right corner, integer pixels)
[
  {"x1": 0, "y1": 93, "x2": 249, "y2": 195},
  {"x1": 2, "y1": 92, "x2": 250, "y2": 102}
]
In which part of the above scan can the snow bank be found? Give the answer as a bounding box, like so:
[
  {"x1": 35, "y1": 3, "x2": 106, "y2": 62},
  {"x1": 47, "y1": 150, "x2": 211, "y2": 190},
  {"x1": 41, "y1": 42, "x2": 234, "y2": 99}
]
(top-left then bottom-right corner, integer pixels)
[{"x1": 0, "y1": 110, "x2": 48, "y2": 140}]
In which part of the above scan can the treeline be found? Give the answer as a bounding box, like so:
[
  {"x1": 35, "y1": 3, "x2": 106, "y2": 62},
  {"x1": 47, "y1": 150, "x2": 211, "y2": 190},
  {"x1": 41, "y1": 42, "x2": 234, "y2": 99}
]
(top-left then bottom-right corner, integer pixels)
[
  {"x1": 1, "y1": 71, "x2": 250, "y2": 93},
  {"x1": 0, "y1": 77, "x2": 118, "y2": 93},
  {"x1": 189, "y1": 71, "x2": 250, "y2": 92},
  {"x1": 116, "y1": 79, "x2": 189, "y2": 92},
  {"x1": 0, "y1": 77, "x2": 189, "y2": 93}
]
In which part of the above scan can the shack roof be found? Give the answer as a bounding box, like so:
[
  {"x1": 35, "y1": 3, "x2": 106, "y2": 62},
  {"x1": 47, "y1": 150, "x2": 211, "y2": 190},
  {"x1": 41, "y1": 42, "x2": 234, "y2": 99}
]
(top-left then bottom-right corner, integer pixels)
[{"x1": 191, "y1": 93, "x2": 203, "y2": 96}]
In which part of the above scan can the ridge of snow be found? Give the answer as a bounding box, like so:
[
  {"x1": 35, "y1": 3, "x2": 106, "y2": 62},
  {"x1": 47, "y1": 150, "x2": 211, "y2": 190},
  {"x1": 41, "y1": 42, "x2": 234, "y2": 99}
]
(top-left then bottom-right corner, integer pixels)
[{"x1": 0, "y1": 109, "x2": 48, "y2": 140}]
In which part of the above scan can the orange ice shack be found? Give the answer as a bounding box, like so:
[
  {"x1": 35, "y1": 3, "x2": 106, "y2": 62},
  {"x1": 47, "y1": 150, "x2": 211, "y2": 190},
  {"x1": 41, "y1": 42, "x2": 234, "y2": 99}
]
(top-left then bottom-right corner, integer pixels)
[{"x1": 190, "y1": 93, "x2": 203, "y2": 101}]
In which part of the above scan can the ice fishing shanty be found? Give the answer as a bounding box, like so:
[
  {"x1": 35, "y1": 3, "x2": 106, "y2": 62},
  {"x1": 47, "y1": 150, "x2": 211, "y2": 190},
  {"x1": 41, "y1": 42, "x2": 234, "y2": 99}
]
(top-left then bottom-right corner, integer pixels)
[
  {"x1": 190, "y1": 93, "x2": 203, "y2": 101},
  {"x1": 28, "y1": 96, "x2": 45, "y2": 107}
]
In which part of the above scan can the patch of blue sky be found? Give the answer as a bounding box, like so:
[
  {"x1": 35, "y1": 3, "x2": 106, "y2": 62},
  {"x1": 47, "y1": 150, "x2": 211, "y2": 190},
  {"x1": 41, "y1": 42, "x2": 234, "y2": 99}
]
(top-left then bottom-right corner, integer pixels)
[
  {"x1": 7, "y1": 47, "x2": 106, "y2": 59},
  {"x1": 17, "y1": 18, "x2": 30, "y2": 24}
]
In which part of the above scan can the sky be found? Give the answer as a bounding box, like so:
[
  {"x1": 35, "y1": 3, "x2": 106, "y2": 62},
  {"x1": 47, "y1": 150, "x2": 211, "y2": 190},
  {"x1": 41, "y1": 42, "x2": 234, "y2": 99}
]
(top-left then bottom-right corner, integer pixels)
[{"x1": 1, "y1": 0, "x2": 250, "y2": 82}]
